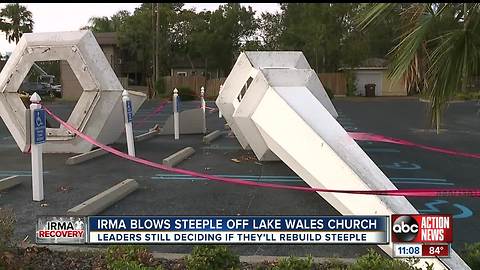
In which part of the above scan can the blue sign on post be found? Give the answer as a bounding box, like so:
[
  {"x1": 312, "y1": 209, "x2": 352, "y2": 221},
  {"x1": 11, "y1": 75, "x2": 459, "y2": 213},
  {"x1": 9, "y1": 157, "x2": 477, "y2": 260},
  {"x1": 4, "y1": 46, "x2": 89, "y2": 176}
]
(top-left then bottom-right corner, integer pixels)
[
  {"x1": 126, "y1": 100, "x2": 133, "y2": 123},
  {"x1": 176, "y1": 96, "x2": 181, "y2": 112},
  {"x1": 33, "y1": 109, "x2": 46, "y2": 144}
]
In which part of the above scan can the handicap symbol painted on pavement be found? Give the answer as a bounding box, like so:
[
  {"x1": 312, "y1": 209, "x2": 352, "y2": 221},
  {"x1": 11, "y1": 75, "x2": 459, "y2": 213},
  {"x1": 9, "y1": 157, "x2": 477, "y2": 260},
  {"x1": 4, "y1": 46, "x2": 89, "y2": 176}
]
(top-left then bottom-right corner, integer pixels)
[
  {"x1": 418, "y1": 199, "x2": 473, "y2": 219},
  {"x1": 380, "y1": 161, "x2": 422, "y2": 170}
]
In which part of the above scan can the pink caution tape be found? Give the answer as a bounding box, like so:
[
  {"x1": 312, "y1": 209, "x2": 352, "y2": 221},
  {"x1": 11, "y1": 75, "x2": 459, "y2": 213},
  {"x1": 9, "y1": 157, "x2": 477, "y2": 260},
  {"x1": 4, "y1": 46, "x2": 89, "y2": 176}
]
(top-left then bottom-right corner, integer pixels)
[
  {"x1": 135, "y1": 99, "x2": 169, "y2": 128},
  {"x1": 349, "y1": 132, "x2": 480, "y2": 159},
  {"x1": 44, "y1": 106, "x2": 480, "y2": 197}
]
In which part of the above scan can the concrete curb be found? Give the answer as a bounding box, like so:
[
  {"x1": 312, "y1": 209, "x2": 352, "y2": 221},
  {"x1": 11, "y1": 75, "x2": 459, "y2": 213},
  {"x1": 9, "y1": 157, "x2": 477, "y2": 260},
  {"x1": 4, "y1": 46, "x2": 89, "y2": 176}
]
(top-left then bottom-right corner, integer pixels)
[
  {"x1": 419, "y1": 98, "x2": 468, "y2": 104},
  {"x1": 135, "y1": 124, "x2": 160, "y2": 142},
  {"x1": 67, "y1": 179, "x2": 139, "y2": 215},
  {"x1": 66, "y1": 148, "x2": 108, "y2": 165},
  {"x1": 203, "y1": 130, "x2": 222, "y2": 144},
  {"x1": 28, "y1": 244, "x2": 357, "y2": 264},
  {"x1": 0, "y1": 175, "x2": 24, "y2": 191},
  {"x1": 163, "y1": 147, "x2": 195, "y2": 167}
]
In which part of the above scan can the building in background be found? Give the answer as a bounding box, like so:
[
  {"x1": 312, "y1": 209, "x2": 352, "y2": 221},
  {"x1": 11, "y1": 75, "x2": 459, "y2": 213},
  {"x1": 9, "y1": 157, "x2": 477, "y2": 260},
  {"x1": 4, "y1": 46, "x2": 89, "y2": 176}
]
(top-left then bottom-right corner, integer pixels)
[
  {"x1": 170, "y1": 55, "x2": 221, "y2": 79},
  {"x1": 340, "y1": 58, "x2": 407, "y2": 97},
  {"x1": 59, "y1": 32, "x2": 135, "y2": 100}
]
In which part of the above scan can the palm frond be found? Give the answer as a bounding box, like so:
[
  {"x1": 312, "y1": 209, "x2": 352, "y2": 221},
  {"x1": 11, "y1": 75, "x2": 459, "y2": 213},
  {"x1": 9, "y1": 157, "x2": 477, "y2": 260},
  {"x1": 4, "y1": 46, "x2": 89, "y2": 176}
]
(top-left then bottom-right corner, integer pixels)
[{"x1": 356, "y1": 3, "x2": 396, "y2": 30}]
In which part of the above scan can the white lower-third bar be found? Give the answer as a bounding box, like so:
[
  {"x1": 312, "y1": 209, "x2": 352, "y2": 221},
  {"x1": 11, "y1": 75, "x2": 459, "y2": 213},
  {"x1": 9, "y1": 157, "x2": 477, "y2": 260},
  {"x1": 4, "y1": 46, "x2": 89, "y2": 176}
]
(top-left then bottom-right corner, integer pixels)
[{"x1": 88, "y1": 231, "x2": 387, "y2": 244}]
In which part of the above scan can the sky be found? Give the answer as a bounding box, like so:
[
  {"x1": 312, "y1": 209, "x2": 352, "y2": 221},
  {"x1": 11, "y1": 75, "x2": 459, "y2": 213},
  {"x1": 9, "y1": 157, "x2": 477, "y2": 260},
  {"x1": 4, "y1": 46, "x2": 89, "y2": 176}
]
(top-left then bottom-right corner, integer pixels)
[{"x1": 0, "y1": 3, "x2": 281, "y2": 54}]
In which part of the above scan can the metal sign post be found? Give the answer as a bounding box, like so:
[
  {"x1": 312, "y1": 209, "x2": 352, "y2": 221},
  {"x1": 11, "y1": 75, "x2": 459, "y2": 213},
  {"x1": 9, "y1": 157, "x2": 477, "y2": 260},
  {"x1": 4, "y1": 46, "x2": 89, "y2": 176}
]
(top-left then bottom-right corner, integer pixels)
[
  {"x1": 122, "y1": 90, "x2": 135, "y2": 157},
  {"x1": 173, "y1": 88, "x2": 179, "y2": 140},
  {"x1": 30, "y1": 93, "x2": 45, "y2": 201}
]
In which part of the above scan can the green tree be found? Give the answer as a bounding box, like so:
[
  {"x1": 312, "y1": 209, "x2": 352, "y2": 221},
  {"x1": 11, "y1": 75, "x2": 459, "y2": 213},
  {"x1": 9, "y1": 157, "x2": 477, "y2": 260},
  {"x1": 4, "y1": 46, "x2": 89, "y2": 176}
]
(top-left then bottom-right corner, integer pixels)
[
  {"x1": 117, "y1": 5, "x2": 154, "y2": 84},
  {"x1": 359, "y1": 3, "x2": 480, "y2": 133},
  {"x1": 82, "y1": 10, "x2": 130, "y2": 32},
  {"x1": 258, "y1": 11, "x2": 283, "y2": 50},
  {"x1": 172, "y1": 8, "x2": 209, "y2": 69},
  {"x1": 110, "y1": 10, "x2": 130, "y2": 32},
  {"x1": 340, "y1": 4, "x2": 400, "y2": 68},
  {"x1": 115, "y1": 3, "x2": 183, "y2": 84},
  {"x1": 173, "y1": 4, "x2": 258, "y2": 76},
  {"x1": 155, "y1": 3, "x2": 184, "y2": 75},
  {"x1": 260, "y1": 4, "x2": 399, "y2": 72},
  {"x1": 278, "y1": 3, "x2": 365, "y2": 72},
  {"x1": 0, "y1": 3, "x2": 33, "y2": 44},
  {"x1": 208, "y1": 3, "x2": 258, "y2": 74},
  {"x1": 82, "y1": 16, "x2": 113, "y2": 32}
]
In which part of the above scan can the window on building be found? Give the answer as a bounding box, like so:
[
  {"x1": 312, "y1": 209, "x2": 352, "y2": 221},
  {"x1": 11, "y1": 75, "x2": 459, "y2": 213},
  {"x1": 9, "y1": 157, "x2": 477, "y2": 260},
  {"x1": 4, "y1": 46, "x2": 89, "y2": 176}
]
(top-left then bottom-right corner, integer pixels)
[{"x1": 177, "y1": 71, "x2": 187, "y2": 77}]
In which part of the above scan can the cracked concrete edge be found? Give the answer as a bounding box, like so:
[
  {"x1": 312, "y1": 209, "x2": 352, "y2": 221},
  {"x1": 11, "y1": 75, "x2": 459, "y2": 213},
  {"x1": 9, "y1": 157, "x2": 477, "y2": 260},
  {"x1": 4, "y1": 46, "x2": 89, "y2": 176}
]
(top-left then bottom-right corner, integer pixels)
[{"x1": 23, "y1": 243, "x2": 357, "y2": 264}]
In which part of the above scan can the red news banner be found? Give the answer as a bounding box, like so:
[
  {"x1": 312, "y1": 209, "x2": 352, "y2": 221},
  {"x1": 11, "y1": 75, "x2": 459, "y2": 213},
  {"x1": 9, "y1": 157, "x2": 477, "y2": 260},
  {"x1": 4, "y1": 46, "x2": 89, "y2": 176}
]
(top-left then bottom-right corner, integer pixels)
[{"x1": 392, "y1": 214, "x2": 452, "y2": 257}]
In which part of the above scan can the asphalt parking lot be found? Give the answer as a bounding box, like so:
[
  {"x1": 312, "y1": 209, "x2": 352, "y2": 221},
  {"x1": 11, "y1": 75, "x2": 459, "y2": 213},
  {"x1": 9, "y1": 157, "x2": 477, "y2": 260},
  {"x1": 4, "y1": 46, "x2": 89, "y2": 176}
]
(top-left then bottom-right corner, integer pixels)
[{"x1": 0, "y1": 97, "x2": 479, "y2": 258}]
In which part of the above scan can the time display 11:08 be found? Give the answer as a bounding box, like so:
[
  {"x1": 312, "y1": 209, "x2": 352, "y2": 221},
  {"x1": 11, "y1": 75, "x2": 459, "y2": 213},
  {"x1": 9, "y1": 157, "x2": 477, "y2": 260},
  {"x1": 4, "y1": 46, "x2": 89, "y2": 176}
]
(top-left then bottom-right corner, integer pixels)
[{"x1": 394, "y1": 244, "x2": 422, "y2": 257}]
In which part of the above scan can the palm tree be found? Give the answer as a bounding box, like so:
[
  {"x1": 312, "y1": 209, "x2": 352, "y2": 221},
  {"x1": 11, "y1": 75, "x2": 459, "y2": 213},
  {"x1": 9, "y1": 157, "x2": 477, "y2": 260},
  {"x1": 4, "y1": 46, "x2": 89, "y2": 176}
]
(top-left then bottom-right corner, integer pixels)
[
  {"x1": 0, "y1": 3, "x2": 34, "y2": 44},
  {"x1": 82, "y1": 16, "x2": 114, "y2": 32},
  {"x1": 358, "y1": 3, "x2": 480, "y2": 133},
  {"x1": 81, "y1": 11, "x2": 130, "y2": 32}
]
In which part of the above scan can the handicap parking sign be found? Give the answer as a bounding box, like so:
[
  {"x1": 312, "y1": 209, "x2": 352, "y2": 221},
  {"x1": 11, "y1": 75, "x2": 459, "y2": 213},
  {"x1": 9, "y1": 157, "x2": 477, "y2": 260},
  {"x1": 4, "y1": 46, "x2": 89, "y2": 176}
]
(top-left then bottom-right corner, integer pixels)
[
  {"x1": 126, "y1": 100, "x2": 133, "y2": 123},
  {"x1": 176, "y1": 96, "x2": 181, "y2": 112},
  {"x1": 33, "y1": 109, "x2": 46, "y2": 144}
]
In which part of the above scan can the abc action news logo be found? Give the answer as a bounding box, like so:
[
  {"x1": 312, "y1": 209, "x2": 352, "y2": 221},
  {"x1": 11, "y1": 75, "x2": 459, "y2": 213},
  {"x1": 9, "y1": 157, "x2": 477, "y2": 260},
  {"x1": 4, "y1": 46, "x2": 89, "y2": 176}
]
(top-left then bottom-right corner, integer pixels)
[{"x1": 391, "y1": 215, "x2": 452, "y2": 243}]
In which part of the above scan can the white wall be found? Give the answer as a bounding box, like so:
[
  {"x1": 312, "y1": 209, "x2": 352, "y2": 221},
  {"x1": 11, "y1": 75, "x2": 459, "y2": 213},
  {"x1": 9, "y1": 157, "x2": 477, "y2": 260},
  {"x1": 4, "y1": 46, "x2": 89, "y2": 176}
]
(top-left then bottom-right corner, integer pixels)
[{"x1": 354, "y1": 70, "x2": 384, "y2": 96}]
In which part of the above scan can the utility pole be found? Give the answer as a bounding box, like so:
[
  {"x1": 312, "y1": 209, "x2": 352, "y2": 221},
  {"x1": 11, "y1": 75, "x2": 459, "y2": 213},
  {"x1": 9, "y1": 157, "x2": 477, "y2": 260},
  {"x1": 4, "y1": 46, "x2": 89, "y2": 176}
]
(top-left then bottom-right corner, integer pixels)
[
  {"x1": 461, "y1": 3, "x2": 468, "y2": 93},
  {"x1": 151, "y1": 3, "x2": 156, "y2": 84},
  {"x1": 156, "y1": 3, "x2": 160, "y2": 82}
]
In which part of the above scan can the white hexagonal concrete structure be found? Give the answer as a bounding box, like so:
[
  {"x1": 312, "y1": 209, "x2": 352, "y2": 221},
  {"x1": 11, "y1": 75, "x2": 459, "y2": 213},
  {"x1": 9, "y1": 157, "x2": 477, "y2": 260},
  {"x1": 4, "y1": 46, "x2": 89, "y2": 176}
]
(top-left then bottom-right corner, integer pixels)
[
  {"x1": 0, "y1": 30, "x2": 146, "y2": 153},
  {"x1": 218, "y1": 52, "x2": 469, "y2": 269},
  {"x1": 233, "y1": 68, "x2": 337, "y2": 161},
  {"x1": 216, "y1": 51, "x2": 317, "y2": 150}
]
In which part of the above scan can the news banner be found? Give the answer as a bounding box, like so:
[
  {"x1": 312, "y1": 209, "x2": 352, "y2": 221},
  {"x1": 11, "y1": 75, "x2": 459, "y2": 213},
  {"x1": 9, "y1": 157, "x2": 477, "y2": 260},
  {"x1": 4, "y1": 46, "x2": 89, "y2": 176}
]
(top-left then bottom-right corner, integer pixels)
[{"x1": 36, "y1": 215, "x2": 452, "y2": 258}]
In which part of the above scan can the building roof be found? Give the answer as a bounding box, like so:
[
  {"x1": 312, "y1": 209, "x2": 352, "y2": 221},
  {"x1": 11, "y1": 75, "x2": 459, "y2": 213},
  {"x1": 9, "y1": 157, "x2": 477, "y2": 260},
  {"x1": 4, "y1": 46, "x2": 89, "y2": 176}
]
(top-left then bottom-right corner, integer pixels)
[{"x1": 94, "y1": 32, "x2": 118, "y2": 46}]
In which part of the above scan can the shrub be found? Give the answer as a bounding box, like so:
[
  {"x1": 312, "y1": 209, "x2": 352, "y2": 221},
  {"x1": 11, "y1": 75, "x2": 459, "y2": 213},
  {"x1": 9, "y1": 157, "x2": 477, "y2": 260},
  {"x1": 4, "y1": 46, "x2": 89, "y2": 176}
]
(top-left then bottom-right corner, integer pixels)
[
  {"x1": 272, "y1": 255, "x2": 313, "y2": 270},
  {"x1": 454, "y1": 91, "x2": 480, "y2": 101},
  {"x1": 105, "y1": 245, "x2": 158, "y2": 270},
  {"x1": 324, "y1": 258, "x2": 348, "y2": 269},
  {"x1": 186, "y1": 245, "x2": 240, "y2": 270},
  {"x1": 349, "y1": 249, "x2": 422, "y2": 270},
  {"x1": 177, "y1": 87, "x2": 197, "y2": 101},
  {"x1": 108, "y1": 260, "x2": 156, "y2": 270},
  {"x1": 0, "y1": 208, "x2": 15, "y2": 250},
  {"x1": 345, "y1": 71, "x2": 357, "y2": 97},
  {"x1": 461, "y1": 242, "x2": 480, "y2": 269},
  {"x1": 155, "y1": 78, "x2": 167, "y2": 97}
]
